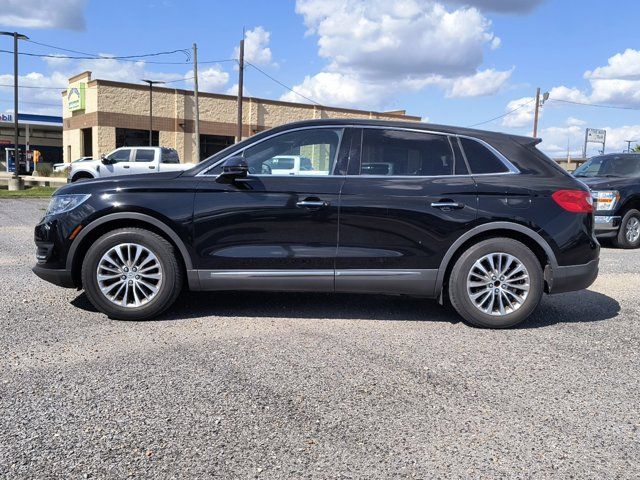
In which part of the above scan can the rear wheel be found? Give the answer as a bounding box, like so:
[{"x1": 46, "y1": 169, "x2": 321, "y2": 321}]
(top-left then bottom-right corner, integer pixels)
[
  {"x1": 71, "y1": 172, "x2": 93, "y2": 182},
  {"x1": 448, "y1": 238, "x2": 544, "y2": 328},
  {"x1": 613, "y1": 209, "x2": 640, "y2": 249},
  {"x1": 81, "y1": 228, "x2": 183, "y2": 320}
]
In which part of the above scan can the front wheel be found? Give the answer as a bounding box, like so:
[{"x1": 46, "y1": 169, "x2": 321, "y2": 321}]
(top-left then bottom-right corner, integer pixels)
[
  {"x1": 448, "y1": 238, "x2": 544, "y2": 328},
  {"x1": 613, "y1": 209, "x2": 640, "y2": 249},
  {"x1": 81, "y1": 228, "x2": 183, "y2": 320}
]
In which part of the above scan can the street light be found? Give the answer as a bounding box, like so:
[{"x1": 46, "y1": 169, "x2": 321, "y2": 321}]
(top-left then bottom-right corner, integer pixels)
[
  {"x1": 141, "y1": 79, "x2": 165, "y2": 146},
  {"x1": 0, "y1": 31, "x2": 29, "y2": 188}
]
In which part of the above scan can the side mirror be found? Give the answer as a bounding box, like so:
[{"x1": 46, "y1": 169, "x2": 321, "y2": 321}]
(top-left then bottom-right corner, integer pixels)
[
  {"x1": 216, "y1": 156, "x2": 248, "y2": 183},
  {"x1": 101, "y1": 154, "x2": 112, "y2": 165}
]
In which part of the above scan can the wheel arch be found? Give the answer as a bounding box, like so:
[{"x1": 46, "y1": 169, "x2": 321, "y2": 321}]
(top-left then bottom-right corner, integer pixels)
[
  {"x1": 71, "y1": 170, "x2": 95, "y2": 181},
  {"x1": 66, "y1": 212, "x2": 194, "y2": 288},
  {"x1": 618, "y1": 194, "x2": 640, "y2": 215},
  {"x1": 435, "y1": 222, "x2": 558, "y2": 298}
]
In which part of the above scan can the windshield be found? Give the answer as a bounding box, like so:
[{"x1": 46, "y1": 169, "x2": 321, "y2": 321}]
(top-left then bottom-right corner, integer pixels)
[{"x1": 574, "y1": 154, "x2": 640, "y2": 178}]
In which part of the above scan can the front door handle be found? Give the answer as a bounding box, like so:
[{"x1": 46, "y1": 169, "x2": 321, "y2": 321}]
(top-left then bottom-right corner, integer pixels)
[
  {"x1": 149, "y1": 165, "x2": 156, "y2": 169},
  {"x1": 296, "y1": 199, "x2": 330, "y2": 209},
  {"x1": 122, "y1": 165, "x2": 130, "y2": 169},
  {"x1": 431, "y1": 201, "x2": 464, "y2": 210}
]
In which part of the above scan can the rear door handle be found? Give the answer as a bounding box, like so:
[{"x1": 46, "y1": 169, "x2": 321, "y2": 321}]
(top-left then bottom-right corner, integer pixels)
[
  {"x1": 431, "y1": 201, "x2": 464, "y2": 209},
  {"x1": 149, "y1": 165, "x2": 156, "y2": 169},
  {"x1": 122, "y1": 165, "x2": 130, "y2": 169},
  {"x1": 296, "y1": 199, "x2": 330, "y2": 209}
]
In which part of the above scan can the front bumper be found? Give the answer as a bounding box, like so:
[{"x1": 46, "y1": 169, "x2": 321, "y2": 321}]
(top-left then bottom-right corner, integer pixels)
[
  {"x1": 548, "y1": 258, "x2": 599, "y2": 294},
  {"x1": 32, "y1": 264, "x2": 75, "y2": 288},
  {"x1": 594, "y1": 215, "x2": 621, "y2": 237}
]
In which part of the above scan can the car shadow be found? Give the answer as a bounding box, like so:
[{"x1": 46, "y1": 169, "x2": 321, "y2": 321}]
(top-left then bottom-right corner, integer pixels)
[{"x1": 71, "y1": 288, "x2": 620, "y2": 329}]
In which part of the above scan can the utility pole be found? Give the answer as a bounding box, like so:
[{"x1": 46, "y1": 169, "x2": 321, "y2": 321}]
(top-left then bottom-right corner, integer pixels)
[
  {"x1": 193, "y1": 43, "x2": 201, "y2": 162},
  {"x1": 142, "y1": 79, "x2": 165, "y2": 146},
  {"x1": 236, "y1": 33, "x2": 245, "y2": 142},
  {"x1": 1, "y1": 31, "x2": 28, "y2": 189},
  {"x1": 532, "y1": 87, "x2": 541, "y2": 138}
]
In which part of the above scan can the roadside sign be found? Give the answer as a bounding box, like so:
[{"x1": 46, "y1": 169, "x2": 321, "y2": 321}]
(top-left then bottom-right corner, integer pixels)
[{"x1": 586, "y1": 128, "x2": 606, "y2": 143}]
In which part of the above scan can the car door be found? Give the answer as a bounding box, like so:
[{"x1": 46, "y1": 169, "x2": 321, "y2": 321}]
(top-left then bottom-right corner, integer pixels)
[
  {"x1": 100, "y1": 148, "x2": 133, "y2": 177},
  {"x1": 336, "y1": 127, "x2": 478, "y2": 296},
  {"x1": 192, "y1": 127, "x2": 351, "y2": 291},
  {"x1": 132, "y1": 148, "x2": 159, "y2": 174}
]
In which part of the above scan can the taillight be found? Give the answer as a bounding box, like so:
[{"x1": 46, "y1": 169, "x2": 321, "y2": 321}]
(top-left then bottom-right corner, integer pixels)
[{"x1": 551, "y1": 189, "x2": 593, "y2": 213}]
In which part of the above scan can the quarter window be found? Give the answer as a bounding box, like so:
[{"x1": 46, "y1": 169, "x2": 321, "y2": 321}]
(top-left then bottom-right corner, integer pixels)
[
  {"x1": 460, "y1": 137, "x2": 509, "y2": 174},
  {"x1": 135, "y1": 149, "x2": 155, "y2": 162},
  {"x1": 360, "y1": 129, "x2": 454, "y2": 176},
  {"x1": 243, "y1": 128, "x2": 342, "y2": 176}
]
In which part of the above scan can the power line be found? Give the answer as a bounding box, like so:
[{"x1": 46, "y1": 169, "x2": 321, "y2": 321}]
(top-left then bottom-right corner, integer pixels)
[
  {"x1": 548, "y1": 97, "x2": 640, "y2": 111},
  {"x1": 245, "y1": 61, "x2": 322, "y2": 106},
  {"x1": 0, "y1": 48, "x2": 196, "y2": 64},
  {"x1": 468, "y1": 98, "x2": 535, "y2": 128},
  {"x1": 0, "y1": 83, "x2": 66, "y2": 90},
  {"x1": 0, "y1": 98, "x2": 59, "y2": 107}
]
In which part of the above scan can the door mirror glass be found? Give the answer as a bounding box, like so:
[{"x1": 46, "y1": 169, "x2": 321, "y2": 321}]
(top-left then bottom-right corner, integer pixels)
[
  {"x1": 217, "y1": 156, "x2": 248, "y2": 183},
  {"x1": 100, "y1": 154, "x2": 111, "y2": 165}
]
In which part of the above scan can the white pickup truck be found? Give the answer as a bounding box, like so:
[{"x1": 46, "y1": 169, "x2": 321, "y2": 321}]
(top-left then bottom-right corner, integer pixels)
[{"x1": 69, "y1": 146, "x2": 193, "y2": 182}]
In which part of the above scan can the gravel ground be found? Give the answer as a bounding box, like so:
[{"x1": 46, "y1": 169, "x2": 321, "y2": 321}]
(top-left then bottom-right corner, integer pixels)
[{"x1": 0, "y1": 198, "x2": 638, "y2": 479}]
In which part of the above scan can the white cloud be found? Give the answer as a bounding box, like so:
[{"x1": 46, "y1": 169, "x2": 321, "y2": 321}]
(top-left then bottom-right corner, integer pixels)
[
  {"x1": 185, "y1": 66, "x2": 229, "y2": 93},
  {"x1": 501, "y1": 96, "x2": 536, "y2": 128},
  {"x1": 0, "y1": 0, "x2": 87, "y2": 30},
  {"x1": 538, "y1": 124, "x2": 640, "y2": 157},
  {"x1": 443, "y1": 68, "x2": 513, "y2": 98},
  {"x1": 566, "y1": 117, "x2": 586, "y2": 127},
  {"x1": 287, "y1": 0, "x2": 512, "y2": 108},
  {"x1": 234, "y1": 26, "x2": 274, "y2": 66}
]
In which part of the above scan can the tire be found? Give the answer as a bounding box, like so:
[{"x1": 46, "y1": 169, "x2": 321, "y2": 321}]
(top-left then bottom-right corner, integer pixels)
[
  {"x1": 448, "y1": 238, "x2": 544, "y2": 329},
  {"x1": 613, "y1": 209, "x2": 640, "y2": 249},
  {"x1": 81, "y1": 228, "x2": 183, "y2": 320}
]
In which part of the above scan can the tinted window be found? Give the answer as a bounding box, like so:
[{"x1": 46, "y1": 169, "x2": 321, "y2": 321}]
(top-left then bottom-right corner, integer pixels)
[
  {"x1": 135, "y1": 149, "x2": 155, "y2": 162},
  {"x1": 360, "y1": 129, "x2": 454, "y2": 176},
  {"x1": 107, "y1": 149, "x2": 131, "y2": 163},
  {"x1": 244, "y1": 128, "x2": 342, "y2": 176},
  {"x1": 573, "y1": 155, "x2": 640, "y2": 178},
  {"x1": 161, "y1": 148, "x2": 180, "y2": 164},
  {"x1": 460, "y1": 138, "x2": 509, "y2": 174}
]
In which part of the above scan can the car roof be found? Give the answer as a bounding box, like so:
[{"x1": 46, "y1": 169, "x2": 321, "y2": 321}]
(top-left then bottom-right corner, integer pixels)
[{"x1": 268, "y1": 118, "x2": 538, "y2": 146}]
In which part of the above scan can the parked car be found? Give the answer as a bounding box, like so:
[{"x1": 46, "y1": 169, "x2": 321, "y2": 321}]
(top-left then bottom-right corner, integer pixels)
[
  {"x1": 265, "y1": 155, "x2": 328, "y2": 175},
  {"x1": 573, "y1": 153, "x2": 640, "y2": 248},
  {"x1": 68, "y1": 147, "x2": 191, "y2": 182},
  {"x1": 53, "y1": 156, "x2": 92, "y2": 173},
  {"x1": 33, "y1": 119, "x2": 599, "y2": 328}
]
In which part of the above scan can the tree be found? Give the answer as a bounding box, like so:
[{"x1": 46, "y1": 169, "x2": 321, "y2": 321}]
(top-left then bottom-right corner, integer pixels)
[{"x1": 633, "y1": 144, "x2": 640, "y2": 153}]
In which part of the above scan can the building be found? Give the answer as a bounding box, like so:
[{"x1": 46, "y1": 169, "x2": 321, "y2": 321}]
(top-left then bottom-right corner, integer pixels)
[
  {"x1": 0, "y1": 113, "x2": 63, "y2": 172},
  {"x1": 62, "y1": 71, "x2": 421, "y2": 163}
]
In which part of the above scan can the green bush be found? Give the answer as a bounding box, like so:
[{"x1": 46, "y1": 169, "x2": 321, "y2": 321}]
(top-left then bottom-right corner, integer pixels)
[{"x1": 36, "y1": 165, "x2": 52, "y2": 177}]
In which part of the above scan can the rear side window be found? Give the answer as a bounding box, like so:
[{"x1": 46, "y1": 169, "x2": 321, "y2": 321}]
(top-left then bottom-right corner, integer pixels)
[
  {"x1": 460, "y1": 137, "x2": 509, "y2": 174},
  {"x1": 161, "y1": 148, "x2": 180, "y2": 164},
  {"x1": 360, "y1": 129, "x2": 454, "y2": 176},
  {"x1": 135, "y1": 149, "x2": 155, "y2": 162}
]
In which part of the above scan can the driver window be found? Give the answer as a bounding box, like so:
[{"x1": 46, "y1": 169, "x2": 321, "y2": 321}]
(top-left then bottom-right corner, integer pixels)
[
  {"x1": 107, "y1": 149, "x2": 132, "y2": 163},
  {"x1": 243, "y1": 128, "x2": 343, "y2": 175}
]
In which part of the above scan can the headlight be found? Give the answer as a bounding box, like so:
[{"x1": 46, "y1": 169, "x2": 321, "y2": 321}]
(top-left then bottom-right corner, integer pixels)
[
  {"x1": 45, "y1": 194, "x2": 91, "y2": 216},
  {"x1": 592, "y1": 190, "x2": 620, "y2": 211}
]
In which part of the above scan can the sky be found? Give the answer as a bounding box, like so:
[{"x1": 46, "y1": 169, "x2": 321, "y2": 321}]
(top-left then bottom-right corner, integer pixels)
[{"x1": 1, "y1": 0, "x2": 639, "y2": 157}]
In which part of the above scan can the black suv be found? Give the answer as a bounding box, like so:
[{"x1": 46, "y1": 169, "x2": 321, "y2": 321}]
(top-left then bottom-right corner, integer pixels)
[
  {"x1": 33, "y1": 120, "x2": 599, "y2": 328},
  {"x1": 573, "y1": 153, "x2": 640, "y2": 248}
]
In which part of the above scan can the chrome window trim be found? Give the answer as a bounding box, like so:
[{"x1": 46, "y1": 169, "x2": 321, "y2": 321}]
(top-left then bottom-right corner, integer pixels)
[{"x1": 196, "y1": 124, "x2": 521, "y2": 178}]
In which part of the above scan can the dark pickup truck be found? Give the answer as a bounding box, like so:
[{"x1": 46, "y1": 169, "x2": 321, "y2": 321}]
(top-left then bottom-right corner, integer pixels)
[{"x1": 574, "y1": 153, "x2": 640, "y2": 248}]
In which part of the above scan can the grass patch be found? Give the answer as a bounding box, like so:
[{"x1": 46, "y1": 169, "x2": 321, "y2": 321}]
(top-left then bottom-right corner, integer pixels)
[{"x1": 0, "y1": 185, "x2": 57, "y2": 198}]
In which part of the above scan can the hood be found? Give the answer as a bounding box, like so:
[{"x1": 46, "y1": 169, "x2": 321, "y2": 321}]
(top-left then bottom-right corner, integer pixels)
[
  {"x1": 56, "y1": 170, "x2": 185, "y2": 195},
  {"x1": 576, "y1": 175, "x2": 637, "y2": 190}
]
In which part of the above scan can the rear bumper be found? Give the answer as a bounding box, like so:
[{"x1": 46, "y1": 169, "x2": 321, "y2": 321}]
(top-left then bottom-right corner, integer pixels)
[
  {"x1": 548, "y1": 258, "x2": 599, "y2": 294},
  {"x1": 32, "y1": 264, "x2": 75, "y2": 288}
]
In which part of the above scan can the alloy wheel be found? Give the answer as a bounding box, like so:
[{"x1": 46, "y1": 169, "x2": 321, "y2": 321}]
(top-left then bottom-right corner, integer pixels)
[
  {"x1": 625, "y1": 217, "x2": 640, "y2": 243},
  {"x1": 466, "y1": 252, "x2": 530, "y2": 316},
  {"x1": 96, "y1": 243, "x2": 163, "y2": 308}
]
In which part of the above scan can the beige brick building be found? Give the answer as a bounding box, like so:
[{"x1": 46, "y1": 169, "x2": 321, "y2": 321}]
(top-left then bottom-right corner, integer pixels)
[{"x1": 62, "y1": 71, "x2": 421, "y2": 163}]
